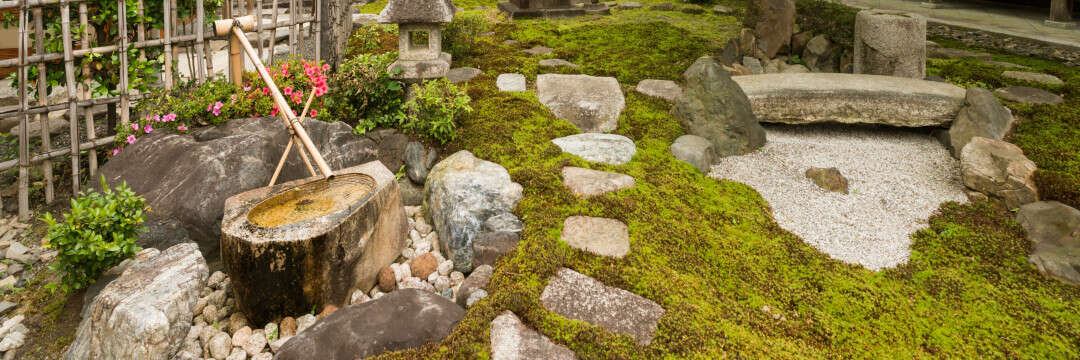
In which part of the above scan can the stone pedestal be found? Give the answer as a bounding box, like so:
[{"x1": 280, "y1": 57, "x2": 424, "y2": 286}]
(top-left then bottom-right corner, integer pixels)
[
  {"x1": 220, "y1": 161, "x2": 407, "y2": 324},
  {"x1": 498, "y1": 0, "x2": 585, "y2": 19},
  {"x1": 389, "y1": 52, "x2": 453, "y2": 80},
  {"x1": 853, "y1": 10, "x2": 927, "y2": 79}
]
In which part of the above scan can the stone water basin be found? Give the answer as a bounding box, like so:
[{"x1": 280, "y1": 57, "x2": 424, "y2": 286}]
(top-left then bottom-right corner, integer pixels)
[{"x1": 221, "y1": 161, "x2": 407, "y2": 323}]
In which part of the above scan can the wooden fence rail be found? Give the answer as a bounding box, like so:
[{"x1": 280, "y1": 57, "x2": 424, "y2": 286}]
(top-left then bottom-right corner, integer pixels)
[{"x1": 4, "y1": 0, "x2": 319, "y2": 221}]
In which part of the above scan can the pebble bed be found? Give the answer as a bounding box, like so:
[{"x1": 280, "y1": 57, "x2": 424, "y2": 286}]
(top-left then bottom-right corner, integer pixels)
[{"x1": 708, "y1": 124, "x2": 968, "y2": 270}]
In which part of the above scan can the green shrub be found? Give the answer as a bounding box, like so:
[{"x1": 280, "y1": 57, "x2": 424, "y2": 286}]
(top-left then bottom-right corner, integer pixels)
[
  {"x1": 42, "y1": 177, "x2": 147, "y2": 291},
  {"x1": 345, "y1": 24, "x2": 399, "y2": 57},
  {"x1": 404, "y1": 79, "x2": 471, "y2": 144},
  {"x1": 793, "y1": 0, "x2": 858, "y2": 48},
  {"x1": 324, "y1": 53, "x2": 407, "y2": 132},
  {"x1": 443, "y1": 11, "x2": 494, "y2": 60}
]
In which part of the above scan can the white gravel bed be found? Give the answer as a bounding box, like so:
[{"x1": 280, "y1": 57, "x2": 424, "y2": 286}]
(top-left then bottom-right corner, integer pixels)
[{"x1": 708, "y1": 124, "x2": 968, "y2": 270}]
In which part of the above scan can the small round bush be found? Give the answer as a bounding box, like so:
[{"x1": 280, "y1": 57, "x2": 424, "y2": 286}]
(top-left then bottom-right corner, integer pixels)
[
  {"x1": 42, "y1": 177, "x2": 147, "y2": 291},
  {"x1": 405, "y1": 79, "x2": 472, "y2": 144}
]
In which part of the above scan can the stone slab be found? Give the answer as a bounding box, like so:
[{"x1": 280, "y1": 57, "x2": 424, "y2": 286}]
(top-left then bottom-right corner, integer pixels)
[
  {"x1": 561, "y1": 216, "x2": 630, "y2": 258},
  {"x1": 540, "y1": 268, "x2": 664, "y2": 346},
  {"x1": 551, "y1": 133, "x2": 636, "y2": 165},
  {"x1": 491, "y1": 311, "x2": 577, "y2": 360},
  {"x1": 635, "y1": 79, "x2": 682, "y2": 103},
  {"x1": 497, "y1": 73, "x2": 528, "y2": 92},
  {"x1": 561, "y1": 167, "x2": 636, "y2": 198}
]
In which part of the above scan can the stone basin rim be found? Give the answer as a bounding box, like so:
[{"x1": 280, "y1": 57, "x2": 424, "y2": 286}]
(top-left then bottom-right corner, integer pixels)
[{"x1": 245, "y1": 173, "x2": 378, "y2": 231}]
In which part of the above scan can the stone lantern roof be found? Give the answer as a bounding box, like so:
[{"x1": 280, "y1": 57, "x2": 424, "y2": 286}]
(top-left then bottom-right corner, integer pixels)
[{"x1": 377, "y1": 0, "x2": 456, "y2": 24}]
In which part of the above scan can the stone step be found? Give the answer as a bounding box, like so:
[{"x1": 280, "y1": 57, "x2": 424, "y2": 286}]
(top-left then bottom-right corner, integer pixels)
[
  {"x1": 561, "y1": 216, "x2": 630, "y2": 258},
  {"x1": 551, "y1": 133, "x2": 636, "y2": 165},
  {"x1": 490, "y1": 311, "x2": 577, "y2": 360},
  {"x1": 561, "y1": 167, "x2": 635, "y2": 198},
  {"x1": 540, "y1": 268, "x2": 664, "y2": 346}
]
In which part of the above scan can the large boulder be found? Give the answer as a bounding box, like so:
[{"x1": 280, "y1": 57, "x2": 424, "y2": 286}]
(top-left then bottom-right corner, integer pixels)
[
  {"x1": 274, "y1": 289, "x2": 465, "y2": 360},
  {"x1": 674, "y1": 57, "x2": 766, "y2": 157},
  {"x1": 745, "y1": 0, "x2": 795, "y2": 58},
  {"x1": 65, "y1": 243, "x2": 209, "y2": 360},
  {"x1": 1017, "y1": 201, "x2": 1080, "y2": 284},
  {"x1": 853, "y1": 10, "x2": 927, "y2": 78},
  {"x1": 537, "y1": 74, "x2": 626, "y2": 133},
  {"x1": 425, "y1": 151, "x2": 523, "y2": 273},
  {"x1": 960, "y1": 137, "x2": 1038, "y2": 209},
  {"x1": 948, "y1": 87, "x2": 1014, "y2": 158},
  {"x1": 99, "y1": 117, "x2": 407, "y2": 261}
]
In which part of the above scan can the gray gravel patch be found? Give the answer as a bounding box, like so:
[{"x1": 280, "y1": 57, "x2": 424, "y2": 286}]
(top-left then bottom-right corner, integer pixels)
[{"x1": 708, "y1": 124, "x2": 967, "y2": 270}]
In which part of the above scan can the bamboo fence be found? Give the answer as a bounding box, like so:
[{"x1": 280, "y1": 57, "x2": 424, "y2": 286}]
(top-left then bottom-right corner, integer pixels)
[{"x1": 1, "y1": 0, "x2": 320, "y2": 221}]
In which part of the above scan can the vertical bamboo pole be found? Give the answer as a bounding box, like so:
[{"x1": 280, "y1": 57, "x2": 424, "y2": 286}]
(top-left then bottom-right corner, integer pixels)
[
  {"x1": 137, "y1": 0, "x2": 146, "y2": 62},
  {"x1": 34, "y1": 8, "x2": 54, "y2": 204},
  {"x1": 194, "y1": 0, "x2": 206, "y2": 80},
  {"x1": 118, "y1": 0, "x2": 130, "y2": 131},
  {"x1": 63, "y1": 0, "x2": 81, "y2": 194},
  {"x1": 254, "y1": 0, "x2": 264, "y2": 63},
  {"x1": 170, "y1": 0, "x2": 179, "y2": 82},
  {"x1": 288, "y1": 0, "x2": 296, "y2": 54},
  {"x1": 163, "y1": 0, "x2": 173, "y2": 89},
  {"x1": 17, "y1": 2, "x2": 29, "y2": 220},
  {"x1": 206, "y1": 0, "x2": 218, "y2": 77},
  {"x1": 80, "y1": 1, "x2": 98, "y2": 177},
  {"x1": 313, "y1": 0, "x2": 319, "y2": 62},
  {"x1": 269, "y1": 0, "x2": 278, "y2": 64}
]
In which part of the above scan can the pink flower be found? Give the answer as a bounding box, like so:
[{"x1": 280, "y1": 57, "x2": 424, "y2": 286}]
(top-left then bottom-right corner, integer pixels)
[
  {"x1": 243, "y1": 86, "x2": 251, "y2": 91},
  {"x1": 131, "y1": 123, "x2": 139, "y2": 131},
  {"x1": 163, "y1": 113, "x2": 177, "y2": 122},
  {"x1": 112, "y1": 148, "x2": 121, "y2": 156},
  {"x1": 262, "y1": 88, "x2": 270, "y2": 95},
  {"x1": 126, "y1": 135, "x2": 137, "y2": 144},
  {"x1": 207, "y1": 103, "x2": 214, "y2": 112},
  {"x1": 177, "y1": 125, "x2": 188, "y2": 131},
  {"x1": 310, "y1": 109, "x2": 317, "y2": 117},
  {"x1": 144, "y1": 124, "x2": 153, "y2": 134},
  {"x1": 322, "y1": 64, "x2": 330, "y2": 72},
  {"x1": 284, "y1": 86, "x2": 293, "y2": 96},
  {"x1": 154, "y1": 115, "x2": 161, "y2": 122},
  {"x1": 212, "y1": 108, "x2": 221, "y2": 116},
  {"x1": 270, "y1": 106, "x2": 279, "y2": 116},
  {"x1": 214, "y1": 101, "x2": 223, "y2": 110}
]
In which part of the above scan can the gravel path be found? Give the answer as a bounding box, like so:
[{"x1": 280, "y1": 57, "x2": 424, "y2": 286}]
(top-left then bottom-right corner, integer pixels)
[{"x1": 708, "y1": 124, "x2": 968, "y2": 270}]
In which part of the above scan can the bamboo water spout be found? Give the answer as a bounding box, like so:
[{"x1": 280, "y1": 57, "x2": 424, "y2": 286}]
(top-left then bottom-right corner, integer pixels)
[{"x1": 214, "y1": 15, "x2": 334, "y2": 179}]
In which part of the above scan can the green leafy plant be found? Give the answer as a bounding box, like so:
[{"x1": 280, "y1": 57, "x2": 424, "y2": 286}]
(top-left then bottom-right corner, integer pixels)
[
  {"x1": 404, "y1": 79, "x2": 471, "y2": 144},
  {"x1": 324, "y1": 53, "x2": 407, "y2": 132},
  {"x1": 345, "y1": 24, "x2": 399, "y2": 57},
  {"x1": 42, "y1": 176, "x2": 146, "y2": 292},
  {"x1": 443, "y1": 11, "x2": 494, "y2": 60}
]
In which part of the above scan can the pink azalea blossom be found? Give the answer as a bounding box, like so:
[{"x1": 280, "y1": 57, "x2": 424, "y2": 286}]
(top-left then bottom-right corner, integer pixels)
[
  {"x1": 144, "y1": 124, "x2": 153, "y2": 134},
  {"x1": 126, "y1": 135, "x2": 137, "y2": 144},
  {"x1": 284, "y1": 86, "x2": 293, "y2": 96},
  {"x1": 322, "y1": 64, "x2": 330, "y2": 72},
  {"x1": 177, "y1": 125, "x2": 188, "y2": 131},
  {"x1": 112, "y1": 148, "x2": 121, "y2": 156},
  {"x1": 243, "y1": 86, "x2": 251, "y2": 91},
  {"x1": 131, "y1": 123, "x2": 139, "y2": 131},
  {"x1": 310, "y1": 109, "x2": 317, "y2": 117}
]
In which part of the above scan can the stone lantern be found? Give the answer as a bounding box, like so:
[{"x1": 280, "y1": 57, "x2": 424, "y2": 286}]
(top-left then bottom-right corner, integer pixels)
[
  {"x1": 378, "y1": 0, "x2": 456, "y2": 80},
  {"x1": 498, "y1": 0, "x2": 585, "y2": 19}
]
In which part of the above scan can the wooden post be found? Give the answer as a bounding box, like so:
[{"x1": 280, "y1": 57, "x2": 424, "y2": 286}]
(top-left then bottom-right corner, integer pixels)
[
  {"x1": 80, "y1": 0, "x2": 98, "y2": 177},
  {"x1": 195, "y1": 0, "x2": 207, "y2": 80},
  {"x1": 118, "y1": 0, "x2": 130, "y2": 134},
  {"x1": 1049, "y1": 0, "x2": 1073, "y2": 22},
  {"x1": 66, "y1": 3, "x2": 82, "y2": 193},
  {"x1": 318, "y1": 0, "x2": 353, "y2": 69},
  {"x1": 33, "y1": 8, "x2": 54, "y2": 204},
  {"x1": 254, "y1": 0, "x2": 264, "y2": 62},
  {"x1": 269, "y1": 0, "x2": 278, "y2": 65},
  {"x1": 17, "y1": 3, "x2": 29, "y2": 220}
]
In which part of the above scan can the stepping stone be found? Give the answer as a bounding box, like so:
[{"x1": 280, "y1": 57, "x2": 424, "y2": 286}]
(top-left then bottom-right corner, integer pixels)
[
  {"x1": 561, "y1": 167, "x2": 635, "y2": 198},
  {"x1": 490, "y1": 311, "x2": 577, "y2": 360},
  {"x1": 561, "y1": 216, "x2": 629, "y2": 258},
  {"x1": 994, "y1": 86, "x2": 1064, "y2": 105},
  {"x1": 523, "y1": 46, "x2": 554, "y2": 56},
  {"x1": 497, "y1": 74, "x2": 527, "y2": 92},
  {"x1": 712, "y1": 4, "x2": 733, "y2": 14},
  {"x1": 540, "y1": 268, "x2": 664, "y2": 346},
  {"x1": 447, "y1": 67, "x2": 482, "y2": 84},
  {"x1": 927, "y1": 47, "x2": 991, "y2": 60},
  {"x1": 635, "y1": 79, "x2": 681, "y2": 102},
  {"x1": 551, "y1": 134, "x2": 636, "y2": 165},
  {"x1": 502, "y1": 40, "x2": 521, "y2": 46},
  {"x1": 537, "y1": 74, "x2": 625, "y2": 133},
  {"x1": 982, "y1": 60, "x2": 1030, "y2": 69},
  {"x1": 669, "y1": 134, "x2": 715, "y2": 173},
  {"x1": 539, "y1": 59, "x2": 580, "y2": 68},
  {"x1": 1002, "y1": 71, "x2": 1064, "y2": 85},
  {"x1": 649, "y1": 3, "x2": 675, "y2": 11},
  {"x1": 617, "y1": 1, "x2": 642, "y2": 9}
]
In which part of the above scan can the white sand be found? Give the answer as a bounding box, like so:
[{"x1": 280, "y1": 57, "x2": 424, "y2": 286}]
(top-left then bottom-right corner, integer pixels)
[{"x1": 709, "y1": 124, "x2": 968, "y2": 270}]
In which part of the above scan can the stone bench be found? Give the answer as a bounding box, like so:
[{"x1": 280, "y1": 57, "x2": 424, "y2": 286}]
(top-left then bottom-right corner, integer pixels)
[{"x1": 733, "y1": 73, "x2": 966, "y2": 127}]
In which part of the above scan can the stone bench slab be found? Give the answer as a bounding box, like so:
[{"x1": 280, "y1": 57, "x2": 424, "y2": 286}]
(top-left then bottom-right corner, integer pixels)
[{"x1": 733, "y1": 73, "x2": 966, "y2": 127}]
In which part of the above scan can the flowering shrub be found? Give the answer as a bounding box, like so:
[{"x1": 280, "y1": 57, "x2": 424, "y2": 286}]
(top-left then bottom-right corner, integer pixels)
[
  {"x1": 119, "y1": 58, "x2": 329, "y2": 154},
  {"x1": 324, "y1": 53, "x2": 406, "y2": 133}
]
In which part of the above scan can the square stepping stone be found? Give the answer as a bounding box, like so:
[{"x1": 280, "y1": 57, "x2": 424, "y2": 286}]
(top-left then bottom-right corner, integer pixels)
[
  {"x1": 635, "y1": 79, "x2": 682, "y2": 102},
  {"x1": 561, "y1": 216, "x2": 629, "y2": 258},
  {"x1": 497, "y1": 74, "x2": 528, "y2": 92},
  {"x1": 994, "y1": 86, "x2": 1064, "y2": 105},
  {"x1": 537, "y1": 74, "x2": 625, "y2": 133},
  {"x1": 551, "y1": 133, "x2": 636, "y2": 165},
  {"x1": 540, "y1": 268, "x2": 664, "y2": 346},
  {"x1": 539, "y1": 59, "x2": 581, "y2": 68},
  {"x1": 491, "y1": 311, "x2": 577, "y2": 360},
  {"x1": 1002, "y1": 71, "x2": 1064, "y2": 85},
  {"x1": 561, "y1": 167, "x2": 635, "y2": 198}
]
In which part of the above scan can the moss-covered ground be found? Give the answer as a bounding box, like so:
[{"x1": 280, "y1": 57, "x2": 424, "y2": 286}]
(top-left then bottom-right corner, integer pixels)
[{"x1": 348, "y1": 5, "x2": 1080, "y2": 359}]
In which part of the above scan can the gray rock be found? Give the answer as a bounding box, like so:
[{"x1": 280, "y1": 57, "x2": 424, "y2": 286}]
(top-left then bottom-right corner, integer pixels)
[
  {"x1": 948, "y1": 87, "x2": 1014, "y2": 158},
  {"x1": 617, "y1": 2, "x2": 642, "y2": 9},
  {"x1": 1002, "y1": 71, "x2": 1064, "y2": 85},
  {"x1": 295, "y1": 314, "x2": 316, "y2": 334},
  {"x1": 561, "y1": 167, "x2": 635, "y2": 198},
  {"x1": 742, "y1": 56, "x2": 764, "y2": 75},
  {"x1": 539, "y1": 59, "x2": 580, "y2": 68},
  {"x1": 523, "y1": 46, "x2": 554, "y2": 56},
  {"x1": 0, "y1": 301, "x2": 15, "y2": 316},
  {"x1": 681, "y1": 4, "x2": 705, "y2": 14},
  {"x1": 960, "y1": 137, "x2": 1038, "y2": 209},
  {"x1": 746, "y1": 0, "x2": 794, "y2": 58},
  {"x1": 674, "y1": 57, "x2": 766, "y2": 157},
  {"x1": 502, "y1": 39, "x2": 521, "y2": 46},
  {"x1": 447, "y1": 67, "x2": 483, "y2": 84},
  {"x1": 853, "y1": 10, "x2": 927, "y2": 78},
  {"x1": 136, "y1": 217, "x2": 195, "y2": 251},
  {"x1": 0, "y1": 331, "x2": 25, "y2": 351},
  {"x1": 425, "y1": 151, "x2": 523, "y2": 273},
  {"x1": 4, "y1": 242, "x2": 30, "y2": 262},
  {"x1": 802, "y1": 35, "x2": 835, "y2": 72},
  {"x1": 398, "y1": 178, "x2": 424, "y2": 206},
  {"x1": 456, "y1": 264, "x2": 494, "y2": 307},
  {"x1": 635, "y1": 79, "x2": 682, "y2": 103},
  {"x1": 9, "y1": 117, "x2": 69, "y2": 140},
  {"x1": 1017, "y1": 201, "x2": 1080, "y2": 284},
  {"x1": 779, "y1": 63, "x2": 810, "y2": 73},
  {"x1": 466, "y1": 289, "x2": 488, "y2": 307},
  {"x1": 65, "y1": 243, "x2": 208, "y2": 360},
  {"x1": 225, "y1": 347, "x2": 246, "y2": 360},
  {"x1": 208, "y1": 332, "x2": 232, "y2": 360},
  {"x1": 805, "y1": 167, "x2": 849, "y2": 194},
  {"x1": 669, "y1": 134, "x2": 715, "y2": 173},
  {"x1": 927, "y1": 47, "x2": 991, "y2": 60},
  {"x1": 733, "y1": 73, "x2": 966, "y2": 127},
  {"x1": 274, "y1": 289, "x2": 465, "y2": 359},
  {"x1": 712, "y1": 4, "x2": 733, "y2": 14},
  {"x1": 99, "y1": 117, "x2": 407, "y2": 260},
  {"x1": 560, "y1": 216, "x2": 630, "y2": 258},
  {"x1": 540, "y1": 268, "x2": 664, "y2": 346},
  {"x1": 497, "y1": 73, "x2": 527, "y2": 92},
  {"x1": 994, "y1": 86, "x2": 1064, "y2": 105},
  {"x1": 764, "y1": 58, "x2": 782, "y2": 74},
  {"x1": 403, "y1": 141, "x2": 438, "y2": 185},
  {"x1": 537, "y1": 74, "x2": 625, "y2": 133},
  {"x1": 649, "y1": 2, "x2": 675, "y2": 10},
  {"x1": 551, "y1": 133, "x2": 636, "y2": 165},
  {"x1": 491, "y1": 311, "x2": 577, "y2": 360},
  {"x1": 483, "y1": 213, "x2": 525, "y2": 233},
  {"x1": 982, "y1": 60, "x2": 1030, "y2": 69},
  {"x1": 472, "y1": 231, "x2": 521, "y2": 267}
]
